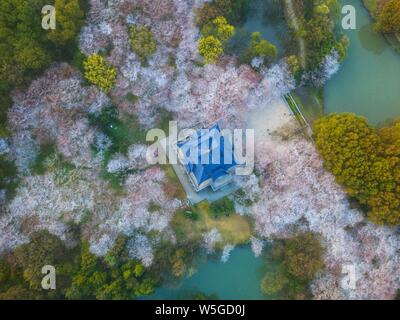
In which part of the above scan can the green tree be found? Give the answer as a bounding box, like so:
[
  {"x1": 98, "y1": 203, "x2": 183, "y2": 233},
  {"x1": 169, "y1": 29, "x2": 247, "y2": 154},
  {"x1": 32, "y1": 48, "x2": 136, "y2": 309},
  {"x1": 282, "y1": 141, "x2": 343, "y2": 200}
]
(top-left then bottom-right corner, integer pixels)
[
  {"x1": 280, "y1": 233, "x2": 324, "y2": 281},
  {"x1": 262, "y1": 233, "x2": 324, "y2": 299},
  {"x1": 195, "y1": 0, "x2": 250, "y2": 28},
  {"x1": 12, "y1": 231, "x2": 68, "y2": 290},
  {"x1": 130, "y1": 25, "x2": 157, "y2": 65},
  {"x1": 0, "y1": 286, "x2": 38, "y2": 300},
  {"x1": 241, "y1": 32, "x2": 277, "y2": 66},
  {"x1": 375, "y1": 0, "x2": 400, "y2": 34},
  {"x1": 47, "y1": 0, "x2": 85, "y2": 45},
  {"x1": 84, "y1": 54, "x2": 117, "y2": 93},
  {"x1": 0, "y1": 260, "x2": 10, "y2": 285},
  {"x1": 368, "y1": 119, "x2": 400, "y2": 225},
  {"x1": 65, "y1": 243, "x2": 105, "y2": 299},
  {"x1": 301, "y1": 0, "x2": 348, "y2": 71},
  {"x1": 286, "y1": 55, "x2": 301, "y2": 77},
  {"x1": 134, "y1": 263, "x2": 144, "y2": 278},
  {"x1": 0, "y1": 0, "x2": 86, "y2": 138},
  {"x1": 261, "y1": 270, "x2": 288, "y2": 295},
  {"x1": 0, "y1": 156, "x2": 19, "y2": 199}
]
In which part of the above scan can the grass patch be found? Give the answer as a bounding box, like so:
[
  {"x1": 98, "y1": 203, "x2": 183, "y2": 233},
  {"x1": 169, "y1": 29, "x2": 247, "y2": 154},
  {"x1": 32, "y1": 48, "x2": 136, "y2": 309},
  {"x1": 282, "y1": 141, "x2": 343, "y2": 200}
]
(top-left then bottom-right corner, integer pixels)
[
  {"x1": 125, "y1": 93, "x2": 140, "y2": 104},
  {"x1": 172, "y1": 200, "x2": 252, "y2": 247},
  {"x1": 0, "y1": 155, "x2": 19, "y2": 200},
  {"x1": 284, "y1": 94, "x2": 306, "y2": 127},
  {"x1": 30, "y1": 142, "x2": 57, "y2": 175},
  {"x1": 209, "y1": 197, "x2": 235, "y2": 219},
  {"x1": 89, "y1": 106, "x2": 146, "y2": 155},
  {"x1": 148, "y1": 202, "x2": 162, "y2": 212},
  {"x1": 99, "y1": 152, "x2": 136, "y2": 192},
  {"x1": 89, "y1": 106, "x2": 146, "y2": 190},
  {"x1": 167, "y1": 53, "x2": 177, "y2": 69},
  {"x1": 163, "y1": 165, "x2": 186, "y2": 200}
]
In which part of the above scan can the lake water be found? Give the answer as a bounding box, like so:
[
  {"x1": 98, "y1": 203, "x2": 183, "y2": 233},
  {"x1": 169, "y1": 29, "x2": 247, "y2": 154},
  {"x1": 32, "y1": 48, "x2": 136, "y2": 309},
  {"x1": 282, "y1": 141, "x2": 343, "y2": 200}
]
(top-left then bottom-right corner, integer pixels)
[
  {"x1": 146, "y1": 246, "x2": 277, "y2": 300},
  {"x1": 228, "y1": 0, "x2": 287, "y2": 58},
  {"x1": 324, "y1": 0, "x2": 400, "y2": 125}
]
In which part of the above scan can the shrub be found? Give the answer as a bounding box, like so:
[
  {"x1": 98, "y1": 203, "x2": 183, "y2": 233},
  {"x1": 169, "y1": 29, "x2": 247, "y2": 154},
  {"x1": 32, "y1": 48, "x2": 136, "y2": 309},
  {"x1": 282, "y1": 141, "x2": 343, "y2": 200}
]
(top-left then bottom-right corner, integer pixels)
[
  {"x1": 84, "y1": 54, "x2": 117, "y2": 93},
  {"x1": 198, "y1": 36, "x2": 223, "y2": 64},
  {"x1": 261, "y1": 233, "x2": 324, "y2": 299},
  {"x1": 125, "y1": 93, "x2": 139, "y2": 103},
  {"x1": 261, "y1": 270, "x2": 288, "y2": 295},
  {"x1": 184, "y1": 209, "x2": 199, "y2": 221},
  {"x1": 0, "y1": 155, "x2": 19, "y2": 200},
  {"x1": 209, "y1": 197, "x2": 235, "y2": 218},
  {"x1": 130, "y1": 25, "x2": 157, "y2": 65}
]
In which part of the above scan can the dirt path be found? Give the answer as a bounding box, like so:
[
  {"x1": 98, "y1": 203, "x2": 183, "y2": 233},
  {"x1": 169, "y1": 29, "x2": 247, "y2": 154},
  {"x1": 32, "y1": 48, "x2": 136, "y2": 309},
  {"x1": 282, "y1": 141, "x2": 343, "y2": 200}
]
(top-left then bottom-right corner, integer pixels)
[{"x1": 247, "y1": 97, "x2": 295, "y2": 143}]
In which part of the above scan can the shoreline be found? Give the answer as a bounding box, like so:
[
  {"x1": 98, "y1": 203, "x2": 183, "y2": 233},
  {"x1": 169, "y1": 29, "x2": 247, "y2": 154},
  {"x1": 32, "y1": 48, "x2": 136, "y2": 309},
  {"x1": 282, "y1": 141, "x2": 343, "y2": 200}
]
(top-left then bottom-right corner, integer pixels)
[{"x1": 361, "y1": 0, "x2": 400, "y2": 53}]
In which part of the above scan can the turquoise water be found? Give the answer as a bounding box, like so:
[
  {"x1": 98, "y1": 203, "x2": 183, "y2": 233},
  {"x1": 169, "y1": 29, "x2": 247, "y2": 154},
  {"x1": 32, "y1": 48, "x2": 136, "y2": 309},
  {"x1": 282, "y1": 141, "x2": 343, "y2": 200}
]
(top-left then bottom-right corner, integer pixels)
[
  {"x1": 229, "y1": 0, "x2": 287, "y2": 57},
  {"x1": 147, "y1": 246, "x2": 275, "y2": 300},
  {"x1": 324, "y1": 0, "x2": 400, "y2": 125}
]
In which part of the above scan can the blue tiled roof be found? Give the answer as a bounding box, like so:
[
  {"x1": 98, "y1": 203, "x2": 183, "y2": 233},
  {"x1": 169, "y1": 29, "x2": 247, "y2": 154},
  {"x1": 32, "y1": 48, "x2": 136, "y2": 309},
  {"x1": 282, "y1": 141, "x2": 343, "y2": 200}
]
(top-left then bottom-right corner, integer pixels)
[{"x1": 178, "y1": 123, "x2": 238, "y2": 185}]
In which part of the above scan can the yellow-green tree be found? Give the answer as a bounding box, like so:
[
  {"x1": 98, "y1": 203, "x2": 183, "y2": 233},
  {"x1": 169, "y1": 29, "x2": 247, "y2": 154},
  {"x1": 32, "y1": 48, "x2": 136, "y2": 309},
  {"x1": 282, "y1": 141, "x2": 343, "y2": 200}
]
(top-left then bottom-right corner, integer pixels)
[
  {"x1": 314, "y1": 113, "x2": 400, "y2": 226},
  {"x1": 198, "y1": 36, "x2": 224, "y2": 64},
  {"x1": 201, "y1": 16, "x2": 235, "y2": 42},
  {"x1": 368, "y1": 119, "x2": 400, "y2": 225},
  {"x1": 84, "y1": 54, "x2": 117, "y2": 93},
  {"x1": 286, "y1": 55, "x2": 301, "y2": 76},
  {"x1": 130, "y1": 25, "x2": 157, "y2": 65},
  {"x1": 198, "y1": 16, "x2": 235, "y2": 64},
  {"x1": 375, "y1": 0, "x2": 400, "y2": 34},
  {"x1": 314, "y1": 113, "x2": 381, "y2": 202}
]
